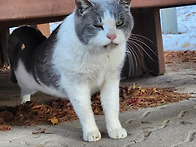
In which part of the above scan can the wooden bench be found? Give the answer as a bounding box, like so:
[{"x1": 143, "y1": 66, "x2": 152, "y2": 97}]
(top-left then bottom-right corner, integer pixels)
[{"x1": 0, "y1": 0, "x2": 196, "y2": 78}]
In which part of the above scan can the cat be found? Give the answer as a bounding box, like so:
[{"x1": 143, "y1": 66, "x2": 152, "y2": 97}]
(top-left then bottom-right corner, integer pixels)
[{"x1": 8, "y1": 0, "x2": 134, "y2": 142}]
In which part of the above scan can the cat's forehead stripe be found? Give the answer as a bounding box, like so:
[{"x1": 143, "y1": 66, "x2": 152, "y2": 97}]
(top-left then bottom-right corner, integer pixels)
[{"x1": 102, "y1": 10, "x2": 116, "y2": 26}]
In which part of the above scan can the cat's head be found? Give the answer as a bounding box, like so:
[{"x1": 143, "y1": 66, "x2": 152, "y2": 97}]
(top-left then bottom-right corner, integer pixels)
[{"x1": 74, "y1": 0, "x2": 133, "y2": 50}]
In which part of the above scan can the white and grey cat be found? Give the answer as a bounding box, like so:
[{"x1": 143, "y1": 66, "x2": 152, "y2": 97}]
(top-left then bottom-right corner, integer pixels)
[{"x1": 8, "y1": 0, "x2": 133, "y2": 142}]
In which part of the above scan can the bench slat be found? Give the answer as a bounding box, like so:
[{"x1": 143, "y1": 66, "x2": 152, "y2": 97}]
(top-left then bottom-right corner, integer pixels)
[
  {"x1": 0, "y1": 0, "x2": 196, "y2": 24},
  {"x1": 0, "y1": 0, "x2": 74, "y2": 22},
  {"x1": 131, "y1": 0, "x2": 196, "y2": 8}
]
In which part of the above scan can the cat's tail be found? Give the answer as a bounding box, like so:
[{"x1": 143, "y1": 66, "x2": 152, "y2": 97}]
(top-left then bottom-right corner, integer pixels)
[
  {"x1": 8, "y1": 36, "x2": 22, "y2": 83},
  {"x1": 8, "y1": 26, "x2": 47, "y2": 84}
]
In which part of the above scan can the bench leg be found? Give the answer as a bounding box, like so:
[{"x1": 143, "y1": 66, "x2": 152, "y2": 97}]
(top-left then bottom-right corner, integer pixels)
[
  {"x1": 142, "y1": 8, "x2": 165, "y2": 75},
  {"x1": 0, "y1": 28, "x2": 9, "y2": 67},
  {"x1": 130, "y1": 8, "x2": 165, "y2": 77}
]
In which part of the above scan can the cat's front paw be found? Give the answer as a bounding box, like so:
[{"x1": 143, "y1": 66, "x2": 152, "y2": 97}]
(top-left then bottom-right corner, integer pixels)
[
  {"x1": 108, "y1": 128, "x2": 127, "y2": 139},
  {"x1": 83, "y1": 130, "x2": 101, "y2": 142}
]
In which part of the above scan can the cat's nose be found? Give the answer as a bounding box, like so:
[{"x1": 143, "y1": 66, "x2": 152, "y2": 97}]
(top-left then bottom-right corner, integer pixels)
[{"x1": 107, "y1": 34, "x2": 116, "y2": 42}]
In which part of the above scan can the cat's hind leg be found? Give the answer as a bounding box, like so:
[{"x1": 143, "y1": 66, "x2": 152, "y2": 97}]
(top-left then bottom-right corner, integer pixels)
[
  {"x1": 20, "y1": 88, "x2": 35, "y2": 103},
  {"x1": 20, "y1": 93, "x2": 31, "y2": 103}
]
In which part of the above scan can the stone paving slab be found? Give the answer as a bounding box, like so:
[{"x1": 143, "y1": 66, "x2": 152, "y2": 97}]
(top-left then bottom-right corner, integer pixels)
[{"x1": 0, "y1": 99, "x2": 196, "y2": 147}]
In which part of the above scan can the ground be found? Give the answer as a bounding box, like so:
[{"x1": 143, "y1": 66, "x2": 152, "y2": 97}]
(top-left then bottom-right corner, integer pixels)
[{"x1": 0, "y1": 51, "x2": 195, "y2": 128}]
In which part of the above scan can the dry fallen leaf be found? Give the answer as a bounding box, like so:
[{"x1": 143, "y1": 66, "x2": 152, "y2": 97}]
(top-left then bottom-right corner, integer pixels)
[
  {"x1": 141, "y1": 88, "x2": 145, "y2": 93},
  {"x1": 153, "y1": 88, "x2": 158, "y2": 93},
  {"x1": 186, "y1": 14, "x2": 191, "y2": 17},
  {"x1": 0, "y1": 126, "x2": 11, "y2": 131},
  {"x1": 165, "y1": 51, "x2": 196, "y2": 63},
  {"x1": 132, "y1": 83, "x2": 136, "y2": 89},
  {"x1": 48, "y1": 117, "x2": 59, "y2": 125},
  {"x1": 0, "y1": 79, "x2": 190, "y2": 127},
  {"x1": 181, "y1": 43, "x2": 190, "y2": 48}
]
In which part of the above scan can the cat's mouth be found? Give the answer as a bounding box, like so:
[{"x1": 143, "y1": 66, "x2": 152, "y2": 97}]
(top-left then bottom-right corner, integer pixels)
[{"x1": 103, "y1": 43, "x2": 118, "y2": 49}]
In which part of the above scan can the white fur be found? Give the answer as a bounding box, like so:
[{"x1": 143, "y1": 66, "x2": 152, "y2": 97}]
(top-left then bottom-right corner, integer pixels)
[{"x1": 15, "y1": 10, "x2": 128, "y2": 141}]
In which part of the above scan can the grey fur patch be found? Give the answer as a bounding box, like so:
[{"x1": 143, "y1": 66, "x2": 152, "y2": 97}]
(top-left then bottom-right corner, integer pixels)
[
  {"x1": 32, "y1": 26, "x2": 61, "y2": 89},
  {"x1": 75, "y1": 0, "x2": 94, "y2": 14},
  {"x1": 74, "y1": 0, "x2": 134, "y2": 44},
  {"x1": 74, "y1": 2, "x2": 104, "y2": 44}
]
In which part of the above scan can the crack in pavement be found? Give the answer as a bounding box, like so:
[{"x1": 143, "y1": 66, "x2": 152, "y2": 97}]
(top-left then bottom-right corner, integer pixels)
[
  {"x1": 170, "y1": 131, "x2": 196, "y2": 147},
  {"x1": 125, "y1": 111, "x2": 151, "y2": 124},
  {"x1": 124, "y1": 104, "x2": 196, "y2": 146}
]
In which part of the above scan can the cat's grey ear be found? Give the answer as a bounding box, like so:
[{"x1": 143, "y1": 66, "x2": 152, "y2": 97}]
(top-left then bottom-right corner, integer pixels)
[
  {"x1": 75, "y1": 0, "x2": 94, "y2": 15},
  {"x1": 119, "y1": 0, "x2": 132, "y2": 10}
]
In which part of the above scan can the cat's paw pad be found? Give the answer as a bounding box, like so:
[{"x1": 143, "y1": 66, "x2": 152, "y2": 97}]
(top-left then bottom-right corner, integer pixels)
[
  {"x1": 83, "y1": 130, "x2": 101, "y2": 142},
  {"x1": 108, "y1": 128, "x2": 127, "y2": 139}
]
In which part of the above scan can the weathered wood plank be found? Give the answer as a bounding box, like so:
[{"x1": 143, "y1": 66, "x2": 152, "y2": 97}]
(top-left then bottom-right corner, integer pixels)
[
  {"x1": 0, "y1": 0, "x2": 74, "y2": 22},
  {"x1": 0, "y1": 0, "x2": 195, "y2": 24},
  {"x1": 131, "y1": 0, "x2": 196, "y2": 8}
]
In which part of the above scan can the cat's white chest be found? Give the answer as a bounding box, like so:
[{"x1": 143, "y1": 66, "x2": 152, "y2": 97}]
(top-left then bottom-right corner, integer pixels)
[{"x1": 53, "y1": 41, "x2": 125, "y2": 95}]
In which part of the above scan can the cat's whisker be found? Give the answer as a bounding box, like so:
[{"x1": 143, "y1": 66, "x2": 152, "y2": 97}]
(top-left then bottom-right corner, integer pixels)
[
  {"x1": 127, "y1": 39, "x2": 155, "y2": 62},
  {"x1": 126, "y1": 43, "x2": 139, "y2": 76},
  {"x1": 127, "y1": 40, "x2": 143, "y2": 57},
  {"x1": 129, "y1": 35, "x2": 165, "y2": 64},
  {"x1": 125, "y1": 51, "x2": 134, "y2": 76},
  {"x1": 130, "y1": 52, "x2": 137, "y2": 76},
  {"x1": 129, "y1": 37, "x2": 158, "y2": 58},
  {"x1": 128, "y1": 37, "x2": 156, "y2": 61},
  {"x1": 131, "y1": 43, "x2": 142, "y2": 72},
  {"x1": 126, "y1": 45, "x2": 134, "y2": 75},
  {"x1": 127, "y1": 43, "x2": 140, "y2": 66},
  {"x1": 131, "y1": 33, "x2": 157, "y2": 47}
]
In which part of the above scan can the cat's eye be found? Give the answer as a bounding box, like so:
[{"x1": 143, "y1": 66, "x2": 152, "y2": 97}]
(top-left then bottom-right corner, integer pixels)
[
  {"x1": 116, "y1": 21, "x2": 124, "y2": 28},
  {"x1": 94, "y1": 24, "x2": 104, "y2": 30}
]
